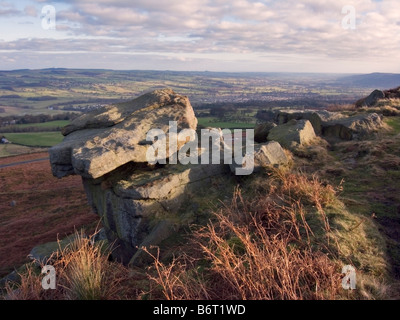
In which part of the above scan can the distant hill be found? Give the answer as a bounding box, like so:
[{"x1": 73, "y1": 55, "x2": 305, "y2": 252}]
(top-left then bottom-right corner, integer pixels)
[{"x1": 339, "y1": 73, "x2": 400, "y2": 89}]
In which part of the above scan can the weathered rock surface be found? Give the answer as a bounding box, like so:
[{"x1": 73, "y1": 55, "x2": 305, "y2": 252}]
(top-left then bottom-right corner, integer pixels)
[
  {"x1": 49, "y1": 89, "x2": 197, "y2": 179},
  {"x1": 322, "y1": 113, "x2": 384, "y2": 140},
  {"x1": 275, "y1": 109, "x2": 385, "y2": 141},
  {"x1": 28, "y1": 234, "x2": 79, "y2": 265},
  {"x1": 0, "y1": 270, "x2": 20, "y2": 289},
  {"x1": 83, "y1": 161, "x2": 229, "y2": 264},
  {"x1": 313, "y1": 110, "x2": 346, "y2": 122},
  {"x1": 254, "y1": 122, "x2": 277, "y2": 143},
  {"x1": 277, "y1": 111, "x2": 323, "y2": 135},
  {"x1": 48, "y1": 89, "x2": 235, "y2": 265},
  {"x1": 364, "y1": 89, "x2": 385, "y2": 106},
  {"x1": 229, "y1": 141, "x2": 289, "y2": 173},
  {"x1": 267, "y1": 119, "x2": 316, "y2": 150},
  {"x1": 356, "y1": 89, "x2": 385, "y2": 107}
]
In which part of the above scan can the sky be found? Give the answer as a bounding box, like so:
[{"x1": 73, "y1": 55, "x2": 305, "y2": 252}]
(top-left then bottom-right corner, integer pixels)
[{"x1": 0, "y1": 0, "x2": 399, "y2": 73}]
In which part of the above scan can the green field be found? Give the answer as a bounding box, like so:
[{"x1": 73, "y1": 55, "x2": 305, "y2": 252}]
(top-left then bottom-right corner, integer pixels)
[
  {"x1": 197, "y1": 117, "x2": 256, "y2": 129},
  {"x1": 4, "y1": 132, "x2": 64, "y2": 147},
  {"x1": 7, "y1": 120, "x2": 70, "y2": 129},
  {"x1": 385, "y1": 117, "x2": 400, "y2": 135}
]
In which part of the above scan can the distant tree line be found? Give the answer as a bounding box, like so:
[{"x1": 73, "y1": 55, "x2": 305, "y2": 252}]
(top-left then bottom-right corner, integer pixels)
[
  {"x1": 194, "y1": 100, "x2": 267, "y2": 110},
  {"x1": 0, "y1": 112, "x2": 79, "y2": 124},
  {"x1": 49, "y1": 98, "x2": 123, "y2": 112},
  {"x1": 27, "y1": 96, "x2": 57, "y2": 101},
  {"x1": 195, "y1": 98, "x2": 358, "y2": 112},
  {"x1": 0, "y1": 126, "x2": 65, "y2": 133},
  {"x1": 0, "y1": 94, "x2": 21, "y2": 99}
]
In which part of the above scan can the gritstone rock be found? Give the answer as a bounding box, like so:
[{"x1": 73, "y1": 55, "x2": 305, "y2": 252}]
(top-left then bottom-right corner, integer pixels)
[
  {"x1": 229, "y1": 141, "x2": 289, "y2": 173},
  {"x1": 49, "y1": 89, "x2": 197, "y2": 179},
  {"x1": 267, "y1": 119, "x2": 316, "y2": 150},
  {"x1": 49, "y1": 89, "x2": 229, "y2": 264}
]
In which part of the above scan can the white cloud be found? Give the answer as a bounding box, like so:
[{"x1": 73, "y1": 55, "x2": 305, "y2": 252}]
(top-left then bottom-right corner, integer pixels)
[
  {"x1": 24, "y1": 5, "x2": 37, "y2": 17},
  {"x1": 0, "y1": 0, "x2": 399, "y2": 72}
]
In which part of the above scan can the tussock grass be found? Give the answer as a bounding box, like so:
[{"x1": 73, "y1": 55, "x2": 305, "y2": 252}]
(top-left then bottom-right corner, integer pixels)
[
  {"x1": 54, "y1": 231, "x2": 123, "y2": 300},
  {"x1": 145, "y1": 187, "x2": 341, "y2": 300},
  {"x1": 3, "y1": 263, "x2": 44, "y2": 300},
  {"x1": 145, "y1": 164, "x2": 393, "y2": 300},
  {"x1": 2, "y1": 151, "x2": 395, "y2": 300},
  {"x1": 375, "y1": 98, "x2": 400, "y2": 110},
  {"x1": 3, "y1": 230, "x2": 128, "y2": 300},
  {"x1": 271, "y1": 169, "x2": 339, "y2": 212}
]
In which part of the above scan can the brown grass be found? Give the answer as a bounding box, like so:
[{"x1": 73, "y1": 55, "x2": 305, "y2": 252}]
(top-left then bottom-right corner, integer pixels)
[
  {"x1": 326, "y1": 104, "x2": 357, "y2": 112},
  {"x1": 146, "y1": 185, "x2": 342, "y2": 300},
  {"x1": 3, "y1": 230, "x2": 129, "y2": 300},
  {"x1": 2, "y1": 154, "x2": 394, "y2": 300},
  {"x1": 359, "y1": 104, "x2": 400, "y2": 116},
  {"x1": 0, "y1": 153, "x2": 98, "y2": 277},
  {"x1": 3, "y1": 263, "x2": 44, "y2": 300},
  {"x1": 272, "y1": 169, "x2": 339, "y2": 210},
  {"x1": 145, "y1": 165, "x2": 394, "y2": 300},
  {"x1": 53, "y1": 231, "x2": 125, "y2": 300}
]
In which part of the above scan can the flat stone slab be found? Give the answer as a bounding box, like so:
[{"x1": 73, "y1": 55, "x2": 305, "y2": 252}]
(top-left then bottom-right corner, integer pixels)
[{"x1": 49, "y1": 89, "x2": 197, "y2": 179}]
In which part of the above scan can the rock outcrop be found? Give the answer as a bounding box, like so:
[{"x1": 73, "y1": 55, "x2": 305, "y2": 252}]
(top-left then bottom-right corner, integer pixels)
[
  {"x1": 356, "y1": 89, "x2": 385, "y2": 107},
  {"x1": 270, "y1": 109, "x2": 385, "y2": 141},
  {"x1": 83, "y1": 161, "x2": 228, "y2": 264},
  {"x1": 49, "y1": 89, "x2": 230, "y2": 264},
  {"x1": 267, "y1": 119, "x2": 316, "y2": 150},
  {"x1": 229, "y1": 141, "x2": 289, "y2": 173},
  {"x1": 322, "y1": 113, "x2": 384, "y2": 140},
  {"x1": 50, "y1": 89, "x2": 384, "y2": 265},
  {"x1": 49, "y1": 89, "x2": 197, "y2": 179},
  {"x1": 276, "y1": 111, "x2": 323, "y2": 135},
  {"x1": 254, "y1": 122, "x2": 277, "y2": 143}
]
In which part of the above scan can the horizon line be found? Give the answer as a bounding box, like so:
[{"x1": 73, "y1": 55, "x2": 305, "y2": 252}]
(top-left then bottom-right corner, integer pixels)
[{"x1": 1, "y1": 68, "x2": 399, "y2": 76}]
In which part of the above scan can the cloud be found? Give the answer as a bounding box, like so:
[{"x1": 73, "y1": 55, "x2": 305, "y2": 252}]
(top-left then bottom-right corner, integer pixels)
[
  {"x1": 24, "y1": 5, "x2": 37, "y2": 17},
  {"x1": 1, "y1": 0, "x2": 399, "y2": 72},
  {"x1": 0, "y1": 1, "x2": 19, "y2": 16},
  {"x1": 53, "y1": 1, "x2": 400, "y2": 56}
]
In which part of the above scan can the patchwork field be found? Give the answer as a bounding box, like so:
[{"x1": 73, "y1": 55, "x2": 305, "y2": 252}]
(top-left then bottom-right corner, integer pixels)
[{"x1": 0, "y1": 69, "x2": 373, "y2": 118}]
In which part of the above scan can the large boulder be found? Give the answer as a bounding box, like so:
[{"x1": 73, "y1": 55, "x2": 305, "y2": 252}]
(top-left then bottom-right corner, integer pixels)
[
  {"x1": 277, "y1": 111, "x2": 323, "y2": 135},
  {"x1": 83, "y1": 161, "x2": 229, "y2": 264},
  {"x1": 49, "y1": 89, "x2": 197, "y2": 179},
  {"x1": 229, "y1": 141, "x2": 289, "y2": 173},
  {"x1": 313, "y1": 110, "x2": 346, "y2": 122},
  {"x1": 47, "y1": 89, "x2": 241, "y2": 265},
  {"x1": 267, "y1": 119, "x2": 316, "y2": 150},
  {"x1": 356, "y1": 89, "x2": 385, "y2": 107},
  {"x1": 365, "y1": 90, "x2": 385, "y2": 106},
  {"x1": 254, "y1": 122, "x2": 277, "y2": 143},
  {"x1": 322, "y1": 113, "x2": 384, "y2": 140},
  {"x1": 28, "y1": 234, "x2": 80, "y2": 265}
]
